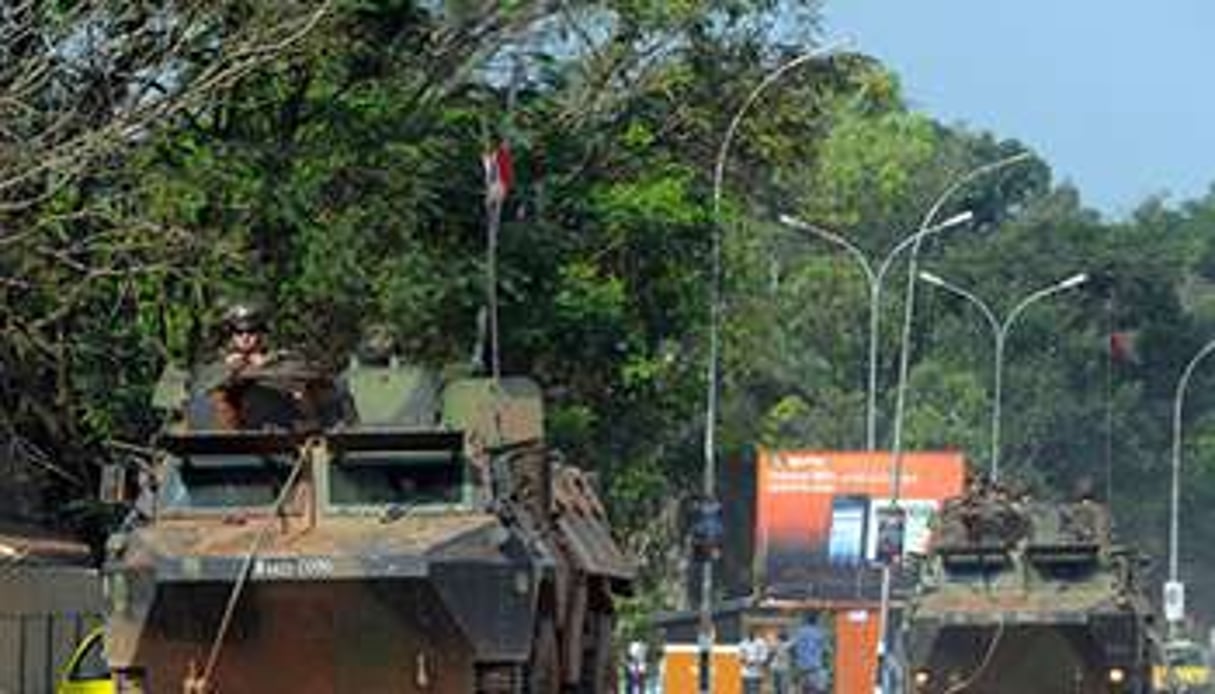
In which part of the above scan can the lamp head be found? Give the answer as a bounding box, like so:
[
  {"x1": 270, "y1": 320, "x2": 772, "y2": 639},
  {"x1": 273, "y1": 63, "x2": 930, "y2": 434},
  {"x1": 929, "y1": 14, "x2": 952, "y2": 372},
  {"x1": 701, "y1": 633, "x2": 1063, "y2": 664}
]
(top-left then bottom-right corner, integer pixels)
[
  {"x1": 939, "y1": 210, "x2": 974, "y2": 228},
  {"x1": 1060, "y1": 272, "x2": 1088, "y2": 290},
  {"x1": 918, "y1": 271, "x2": 947, "y2": 287}
]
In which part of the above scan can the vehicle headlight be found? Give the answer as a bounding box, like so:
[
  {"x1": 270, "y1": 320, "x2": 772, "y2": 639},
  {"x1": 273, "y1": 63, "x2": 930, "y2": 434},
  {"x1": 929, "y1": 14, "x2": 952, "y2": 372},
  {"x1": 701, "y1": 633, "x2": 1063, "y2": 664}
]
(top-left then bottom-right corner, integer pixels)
[
  {"x1": 914, "y1": 669, "x2": 931, "y2": 687},
  {"x1": 1108, "y1": 667, "x2": 1126, "y2": 684}
]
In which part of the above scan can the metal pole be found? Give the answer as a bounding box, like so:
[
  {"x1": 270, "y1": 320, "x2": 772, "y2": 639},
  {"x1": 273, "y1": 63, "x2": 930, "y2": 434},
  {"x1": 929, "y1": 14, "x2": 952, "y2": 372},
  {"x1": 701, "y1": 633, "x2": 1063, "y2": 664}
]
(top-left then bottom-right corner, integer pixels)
[
  {"x1": 702, "y1": 42, "x2": 847, "y2": 693},
  {"x1": 991, "y1": 332, "x2": 1004, "y2": 482},
  {"x1": 1169, "y1": 339, "x2": 1215, "y2": 589},
  {"x1": 889, "y1": 153, "x2": 1031, "y2": 485},
  {"x1": 487, "y1": 197, "x2": 502, "y2": 381},
  {"x1": 867, "y1": 283, "x2": 881, "y2": 449},
  {"x1": 878, "y1": 152, "x2": 1030, "y2": 693}
]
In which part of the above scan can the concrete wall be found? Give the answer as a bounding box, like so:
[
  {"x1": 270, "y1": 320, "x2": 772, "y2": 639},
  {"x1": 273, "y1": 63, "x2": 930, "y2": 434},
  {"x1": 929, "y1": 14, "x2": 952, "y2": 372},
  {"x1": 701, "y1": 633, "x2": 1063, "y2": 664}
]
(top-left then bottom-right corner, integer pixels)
[{"x1": 0, "y1": 566, "x2": 102, "y2": 694}]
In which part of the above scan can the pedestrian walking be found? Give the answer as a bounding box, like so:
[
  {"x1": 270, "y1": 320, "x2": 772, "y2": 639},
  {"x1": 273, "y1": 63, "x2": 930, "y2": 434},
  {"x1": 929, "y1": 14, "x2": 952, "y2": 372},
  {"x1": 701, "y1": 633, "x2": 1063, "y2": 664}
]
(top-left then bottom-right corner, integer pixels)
[
  {"x1": 770, "y1": 630, "x2": 793, "y2": 694},
  {"x1": 624, "y1": 640, "x2": 648, "y2": 694},
  {"x1": 792, "y1": 613, "x2": 828, "y2": 694},
  {"x1": 739, "y1": 629, "x2": 770, "y2": 694}
]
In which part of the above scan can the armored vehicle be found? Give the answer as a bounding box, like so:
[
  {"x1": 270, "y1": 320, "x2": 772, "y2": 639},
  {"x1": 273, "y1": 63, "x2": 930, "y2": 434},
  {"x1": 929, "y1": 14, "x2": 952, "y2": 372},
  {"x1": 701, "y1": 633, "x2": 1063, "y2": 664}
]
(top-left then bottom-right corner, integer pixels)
[
  {"x1": 904, "y1": 483, "x2": 1155, "y2": 693},
  {"x1": 102, "y1": 353, "x2": 634, "y2": 693}
]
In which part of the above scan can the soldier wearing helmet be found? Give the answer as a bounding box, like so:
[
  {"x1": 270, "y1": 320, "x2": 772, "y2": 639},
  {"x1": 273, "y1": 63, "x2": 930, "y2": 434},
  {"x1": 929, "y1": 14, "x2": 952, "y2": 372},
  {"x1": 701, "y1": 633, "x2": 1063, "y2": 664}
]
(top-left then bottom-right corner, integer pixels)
[
  {"x1": 355, "y1": 323, "x2": 398, "y2": 367},
  {"x1": 221, "y1": 300, "x2": 271, "y2": 370}
]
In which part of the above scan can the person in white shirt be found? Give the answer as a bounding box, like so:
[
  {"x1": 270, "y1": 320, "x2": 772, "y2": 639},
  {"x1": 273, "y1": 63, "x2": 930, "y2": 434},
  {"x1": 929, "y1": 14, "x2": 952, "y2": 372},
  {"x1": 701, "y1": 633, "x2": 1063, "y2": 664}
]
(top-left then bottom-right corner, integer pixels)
[
  {"x1": 625, "y1": 640, "x2": 648, "y2": 693},
  {"x1": 739, "y1": 629, "x2": 770, "y2": 694}
]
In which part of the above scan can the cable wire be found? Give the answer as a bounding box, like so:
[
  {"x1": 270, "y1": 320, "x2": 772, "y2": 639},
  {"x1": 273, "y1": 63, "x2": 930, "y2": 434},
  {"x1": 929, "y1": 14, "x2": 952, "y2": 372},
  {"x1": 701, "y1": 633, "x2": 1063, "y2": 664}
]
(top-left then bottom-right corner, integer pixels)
[
  {"x1": 942, "y1": 616, "x2": 1005, "y2": 694},
  {"x1": 195, "y1": 442, "x2": 311, "y2": 691}
]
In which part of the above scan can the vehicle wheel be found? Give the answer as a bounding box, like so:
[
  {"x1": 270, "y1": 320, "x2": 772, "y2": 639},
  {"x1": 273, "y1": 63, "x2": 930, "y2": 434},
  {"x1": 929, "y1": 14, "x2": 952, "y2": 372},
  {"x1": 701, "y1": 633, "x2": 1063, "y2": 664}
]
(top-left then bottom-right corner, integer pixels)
[{"x1": 528, "y1": 617, "x2": 560, "y2": 694}]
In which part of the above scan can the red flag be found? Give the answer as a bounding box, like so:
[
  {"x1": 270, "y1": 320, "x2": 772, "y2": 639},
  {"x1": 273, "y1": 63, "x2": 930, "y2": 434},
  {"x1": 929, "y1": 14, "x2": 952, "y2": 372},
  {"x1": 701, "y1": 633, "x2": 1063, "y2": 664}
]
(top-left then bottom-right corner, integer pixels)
[
  {"x1": 1109, "y1": 330, "x2": 1139, "y2": 364},
  {"x1": 482, "y1": 142, "x2": 514, "y2": 204}
]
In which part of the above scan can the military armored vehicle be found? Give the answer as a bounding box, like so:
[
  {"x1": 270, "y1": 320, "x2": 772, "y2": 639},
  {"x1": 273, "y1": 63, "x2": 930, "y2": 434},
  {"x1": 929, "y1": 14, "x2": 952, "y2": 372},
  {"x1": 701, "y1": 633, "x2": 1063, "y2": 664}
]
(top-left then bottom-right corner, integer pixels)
[
  {"x1": 101, "y1": 351, "x2": 634, "y2": 693},
  {"x1": 904, "y1": 482, "x2": 1155, "y2": 693}
]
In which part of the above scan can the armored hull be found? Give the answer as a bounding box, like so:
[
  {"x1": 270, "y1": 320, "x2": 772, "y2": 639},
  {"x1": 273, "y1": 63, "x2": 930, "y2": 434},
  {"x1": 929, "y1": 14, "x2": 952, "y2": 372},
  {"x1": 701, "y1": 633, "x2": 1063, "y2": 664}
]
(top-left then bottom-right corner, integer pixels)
[
  {"x1": 905, "y1": 489, "x2": 1154, "y2": 694},
  {"x1": 104, "y1": 364, "x2": 633, "y2": 693}
]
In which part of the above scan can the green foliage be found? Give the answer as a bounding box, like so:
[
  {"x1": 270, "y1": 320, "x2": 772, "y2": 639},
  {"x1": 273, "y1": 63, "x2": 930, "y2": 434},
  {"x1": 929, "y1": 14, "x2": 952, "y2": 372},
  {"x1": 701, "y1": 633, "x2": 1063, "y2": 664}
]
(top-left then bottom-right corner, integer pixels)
[
  {"x1": 11, "y1": 0, "x2": 1215, "y2": 631},
  {"x1": 801, "y1": 101, "x2": 939, "y2": 232}
]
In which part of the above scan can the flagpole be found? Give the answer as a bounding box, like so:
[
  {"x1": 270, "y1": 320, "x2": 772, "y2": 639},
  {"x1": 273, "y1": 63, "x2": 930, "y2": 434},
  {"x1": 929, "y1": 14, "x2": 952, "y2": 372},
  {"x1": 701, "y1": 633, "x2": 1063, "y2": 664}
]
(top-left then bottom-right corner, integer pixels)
[{"x1": 486, "y1": 194, "x2": 502, "y2": 381}]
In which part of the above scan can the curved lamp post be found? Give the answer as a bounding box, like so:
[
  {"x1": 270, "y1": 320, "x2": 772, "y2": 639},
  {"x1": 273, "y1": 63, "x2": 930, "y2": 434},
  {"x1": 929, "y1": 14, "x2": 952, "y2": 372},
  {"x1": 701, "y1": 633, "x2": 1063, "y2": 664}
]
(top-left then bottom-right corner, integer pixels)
[
  {"x1": 701, "y1": 40, "x2": 850, "y2": 694},
  {"x1": 918, "y1": 270, "x2": 1088, "y2": 481},
  {"x1": 777, "y1": 211, "x2": 973, "y2": 449},
  {"x1": 1166, "y1": 337, "x2": 1215, "y2": 636},
  {"x1": 888, "y1": 152, "x2": 1033, "y2": 483},
  {"x1": 875, "y1": 151, "x2": 1031, "y2": 693}
]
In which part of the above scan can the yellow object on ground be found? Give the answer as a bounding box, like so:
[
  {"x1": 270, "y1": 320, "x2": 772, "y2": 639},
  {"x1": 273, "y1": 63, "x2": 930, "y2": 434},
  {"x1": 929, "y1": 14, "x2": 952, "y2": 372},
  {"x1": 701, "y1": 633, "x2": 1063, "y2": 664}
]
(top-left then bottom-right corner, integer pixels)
[
  {"x1": 56, "y1": 627, "x2": 114, "y2": 694},
  {"x1": 1152, "y1": 639, "x2": 1212, "y2": 692}
]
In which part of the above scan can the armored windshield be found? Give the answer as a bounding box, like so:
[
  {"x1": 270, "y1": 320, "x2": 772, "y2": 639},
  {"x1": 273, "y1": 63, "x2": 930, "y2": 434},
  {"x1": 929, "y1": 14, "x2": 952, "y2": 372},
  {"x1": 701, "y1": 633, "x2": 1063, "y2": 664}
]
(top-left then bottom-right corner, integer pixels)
[
  {"x1": 329, "y1": 449, "x2": 465, "y2": 508},
  {"x1": 160, "y1": 452, "x2": 294, "y2": 509}
]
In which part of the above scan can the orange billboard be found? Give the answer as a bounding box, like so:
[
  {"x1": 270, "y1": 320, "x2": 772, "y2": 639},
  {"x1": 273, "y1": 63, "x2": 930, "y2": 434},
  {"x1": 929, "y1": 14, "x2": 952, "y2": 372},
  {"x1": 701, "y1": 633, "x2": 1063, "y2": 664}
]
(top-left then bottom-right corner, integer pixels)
[{"x1": 755, "y1": 450, "x2": 965, "y2": 593}]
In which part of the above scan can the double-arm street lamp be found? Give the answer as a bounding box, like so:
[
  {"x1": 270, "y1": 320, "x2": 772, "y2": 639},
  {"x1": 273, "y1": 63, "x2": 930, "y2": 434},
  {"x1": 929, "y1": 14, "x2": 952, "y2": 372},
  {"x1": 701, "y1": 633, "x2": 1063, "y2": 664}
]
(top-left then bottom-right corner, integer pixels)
[
  {"x1": 917, "y1": 271, "x2": 1088, "y2": 481},
  {"x1": 777, "y1": 211, "x2": 973, "y2": 450},
  {"x1": 1166, "y1": 337, "x2": 1215, "y2": 637}
]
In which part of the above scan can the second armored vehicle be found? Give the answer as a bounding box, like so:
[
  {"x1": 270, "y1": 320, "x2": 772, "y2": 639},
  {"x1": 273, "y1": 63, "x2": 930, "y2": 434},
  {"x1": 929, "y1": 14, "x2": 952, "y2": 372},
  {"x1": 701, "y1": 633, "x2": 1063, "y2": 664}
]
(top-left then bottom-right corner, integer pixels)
[{"x1": 904, "y1": 483, "x2": 1156, "y2": 693}]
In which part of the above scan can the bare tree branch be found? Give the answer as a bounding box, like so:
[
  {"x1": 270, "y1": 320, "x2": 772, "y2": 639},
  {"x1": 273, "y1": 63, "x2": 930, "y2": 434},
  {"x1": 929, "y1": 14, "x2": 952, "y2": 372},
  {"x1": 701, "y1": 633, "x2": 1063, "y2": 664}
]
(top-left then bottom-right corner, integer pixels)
[{"x1": 0, "y1": 1, "x2": 334, "y2": 209}]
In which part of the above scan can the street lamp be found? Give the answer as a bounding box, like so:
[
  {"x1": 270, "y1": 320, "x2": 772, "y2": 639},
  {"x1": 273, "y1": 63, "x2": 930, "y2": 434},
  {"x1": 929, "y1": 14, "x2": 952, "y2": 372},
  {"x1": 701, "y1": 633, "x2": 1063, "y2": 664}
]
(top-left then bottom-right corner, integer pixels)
[
  {"x1": 777, "y1": 211, "x2": 973, "y2": 450},
  {"x1": 918, "y1": 270, "x2": 1088, "y2": 481},
  {"x1": 888, "y1": 152, "x2": 1033, "y2": 485},
  {"x1": 1166, "y1": 337, "x2": 1215, "y2": 637},
  {"x1": 701, "y1": 40, "x2": 850, "y2": 694},
  {"x1": 877, "y1": 151, "x2": 1031, "y2": 693}
]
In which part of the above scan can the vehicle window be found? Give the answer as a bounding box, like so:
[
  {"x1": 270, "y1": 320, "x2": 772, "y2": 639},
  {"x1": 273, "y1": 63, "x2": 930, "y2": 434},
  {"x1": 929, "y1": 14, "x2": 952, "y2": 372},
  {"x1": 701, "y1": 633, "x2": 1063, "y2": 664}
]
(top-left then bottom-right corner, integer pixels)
[
  {"x1": 940, "y1": 555, "x2": 1010, "y2": 583},
  {"x1": 329, "y1": 450, "x2": 463, "y2": 507},
  {"x1": 160, "y1": 454, "x2": 292, "y2": 509},
  {"x1": 1030, "y1": 560, "x2": 1095, "y2": 581},
  {"x1": 70, "y1": 632, "x2": 108, "y2": 681},
  {"x1": 1167, "y1": 645, "x2": 1206, "y2": 667}
]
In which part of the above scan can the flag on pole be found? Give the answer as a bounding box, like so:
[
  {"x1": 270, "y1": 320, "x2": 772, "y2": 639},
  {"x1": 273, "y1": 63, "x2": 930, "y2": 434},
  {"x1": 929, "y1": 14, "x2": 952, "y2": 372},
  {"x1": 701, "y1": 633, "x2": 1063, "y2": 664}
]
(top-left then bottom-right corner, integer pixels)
[
  {"x1": 482, "y1": 142, "x2": 514, "y2": 205},
  {"x1": 1109, "y1": 330, "x2": 1140, "y2": 365}
]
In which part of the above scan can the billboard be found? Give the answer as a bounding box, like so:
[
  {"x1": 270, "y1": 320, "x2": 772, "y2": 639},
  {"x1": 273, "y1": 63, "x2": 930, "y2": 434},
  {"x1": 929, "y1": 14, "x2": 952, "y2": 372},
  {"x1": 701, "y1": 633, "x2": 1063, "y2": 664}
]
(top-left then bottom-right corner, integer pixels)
[{"x1": 754, "y1": 450, "x2": 965, "y2": 596}]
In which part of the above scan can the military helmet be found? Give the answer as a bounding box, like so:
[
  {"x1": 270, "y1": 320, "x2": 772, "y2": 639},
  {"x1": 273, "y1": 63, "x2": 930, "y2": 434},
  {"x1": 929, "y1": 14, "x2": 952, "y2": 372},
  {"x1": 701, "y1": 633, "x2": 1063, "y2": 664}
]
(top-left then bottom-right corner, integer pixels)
[
  {"x1": 222, "y1": 300, "x2": 268, "y2": 334},
  {"x1": 356, "y1": 323, "x2": 398, "y2": 365}
]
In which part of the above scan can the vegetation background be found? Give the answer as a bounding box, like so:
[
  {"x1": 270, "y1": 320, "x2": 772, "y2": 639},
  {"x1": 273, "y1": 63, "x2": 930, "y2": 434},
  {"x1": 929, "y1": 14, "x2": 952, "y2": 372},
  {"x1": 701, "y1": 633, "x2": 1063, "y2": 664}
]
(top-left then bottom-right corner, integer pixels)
[{"x1": 4, "y1": 0, "x2": 1215, "y2": 637}]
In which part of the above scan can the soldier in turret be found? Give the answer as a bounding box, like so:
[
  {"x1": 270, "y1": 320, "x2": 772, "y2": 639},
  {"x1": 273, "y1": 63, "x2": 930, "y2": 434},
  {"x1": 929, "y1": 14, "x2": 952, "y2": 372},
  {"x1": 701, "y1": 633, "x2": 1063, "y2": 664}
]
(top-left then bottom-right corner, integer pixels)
[
  {"x1": 206, "y1": 300, "x2": 274, "y2": 428},
  {"x1": 195, "y1": 299, "x2": 340, "y2": 431},
  {"x1": 220, "y1": 301, "x2": 272, "y2": 370},
  {"x1": 1064, "y1": 476, "x2": 1110, "y2": 544}
]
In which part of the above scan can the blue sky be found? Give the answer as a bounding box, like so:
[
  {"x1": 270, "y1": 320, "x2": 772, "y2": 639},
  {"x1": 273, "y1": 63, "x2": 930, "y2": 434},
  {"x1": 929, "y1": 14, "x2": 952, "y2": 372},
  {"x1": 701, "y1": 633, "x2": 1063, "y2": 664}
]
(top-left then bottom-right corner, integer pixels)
[{"x1": 825, "y1": 1, "x2": 1215, "y2": 218}]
